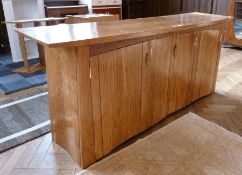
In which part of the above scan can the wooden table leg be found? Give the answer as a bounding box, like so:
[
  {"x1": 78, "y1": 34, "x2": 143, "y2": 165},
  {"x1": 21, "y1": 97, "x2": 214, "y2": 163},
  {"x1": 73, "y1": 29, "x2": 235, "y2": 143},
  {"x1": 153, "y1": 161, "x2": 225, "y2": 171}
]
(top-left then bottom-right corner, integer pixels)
[
  {"x1": 30, "y1": 22, "x2": 46, "y2": 72},
  {"x1": 14, "y1": 33, "x2": 31, "y2": 74}
]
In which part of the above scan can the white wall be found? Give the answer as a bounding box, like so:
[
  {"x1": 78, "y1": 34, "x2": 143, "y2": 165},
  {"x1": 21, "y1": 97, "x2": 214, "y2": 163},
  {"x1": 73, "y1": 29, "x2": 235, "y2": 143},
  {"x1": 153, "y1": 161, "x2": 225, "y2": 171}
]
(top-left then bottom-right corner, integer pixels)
[
  {"x1": 2, "y1": 0, "x2": 45, "y2": 62},
  {"x1": 80, "y1": 0, "x2": 92, "y2": 13}
]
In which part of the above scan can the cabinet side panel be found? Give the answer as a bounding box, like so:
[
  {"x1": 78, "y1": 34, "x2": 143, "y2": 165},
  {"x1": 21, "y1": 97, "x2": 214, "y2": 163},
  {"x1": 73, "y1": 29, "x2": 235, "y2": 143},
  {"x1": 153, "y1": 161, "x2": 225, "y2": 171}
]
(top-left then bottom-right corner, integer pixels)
[
  {"x1": 193, "y1": 29, "x2": 221, "y2": 100},
  {"x1": 45, "y1": 47, "x2": 81, "y2": 164},
  {"x1": 168, "y1": 32, "x2": 197, "y2": 114},
  {"x1": 99, "y1": 43, "x2": 143, "y2": 155}
]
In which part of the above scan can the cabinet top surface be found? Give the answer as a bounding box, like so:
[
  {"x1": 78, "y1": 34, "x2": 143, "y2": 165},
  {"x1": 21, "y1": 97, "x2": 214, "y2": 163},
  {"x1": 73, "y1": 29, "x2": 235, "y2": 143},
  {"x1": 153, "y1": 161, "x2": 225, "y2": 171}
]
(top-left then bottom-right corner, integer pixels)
[{"x1": 16, "y1": 13, "x2": 230, "y2": 47}]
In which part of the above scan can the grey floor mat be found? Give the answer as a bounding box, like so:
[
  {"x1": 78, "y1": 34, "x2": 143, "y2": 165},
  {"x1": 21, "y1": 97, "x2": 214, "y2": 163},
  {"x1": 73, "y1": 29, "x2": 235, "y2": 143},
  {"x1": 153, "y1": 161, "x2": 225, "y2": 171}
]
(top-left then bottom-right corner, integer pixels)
[{"x1": 0, "y1": 92, "x2": 50, "y2": 152}]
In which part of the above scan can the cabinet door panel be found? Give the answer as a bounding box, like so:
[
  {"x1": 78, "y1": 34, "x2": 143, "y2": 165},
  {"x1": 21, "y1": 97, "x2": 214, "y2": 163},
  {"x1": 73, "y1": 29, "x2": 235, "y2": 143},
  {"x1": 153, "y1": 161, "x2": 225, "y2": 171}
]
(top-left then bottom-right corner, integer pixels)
[
  {"x1": 168, "y1": 32, "x2": 197, "y2": 114},
  {"x1": 141, "y1": 36, "x2": 172, "y2": 130},
  {"x1": 98, "y1": 43, "x2": 143, "y2": 155},
  {"x1": 193, "y1": 30, "x2": 221, "y2": 101}
]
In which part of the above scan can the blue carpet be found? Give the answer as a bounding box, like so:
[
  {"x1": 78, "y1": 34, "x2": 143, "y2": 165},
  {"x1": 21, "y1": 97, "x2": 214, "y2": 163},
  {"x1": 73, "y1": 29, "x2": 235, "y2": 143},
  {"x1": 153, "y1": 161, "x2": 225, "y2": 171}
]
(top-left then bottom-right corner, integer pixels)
[
  {"x1": 234, "y1": 23, "x2": 242, "y2": 39},
  {"x1": 234, "y1": 23, "x2": 242, "y2": 31},
  {"x1": 0, "y1": 55, "x2": 47, "y2": 94}
]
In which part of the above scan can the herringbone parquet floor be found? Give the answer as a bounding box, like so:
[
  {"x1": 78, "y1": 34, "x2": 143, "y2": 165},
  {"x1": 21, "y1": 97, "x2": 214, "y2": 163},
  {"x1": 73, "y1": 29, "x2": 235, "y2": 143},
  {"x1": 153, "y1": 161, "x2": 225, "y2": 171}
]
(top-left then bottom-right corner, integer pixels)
[{"x1": 0, "y1": 48, "x2": 242, "y2": 175}]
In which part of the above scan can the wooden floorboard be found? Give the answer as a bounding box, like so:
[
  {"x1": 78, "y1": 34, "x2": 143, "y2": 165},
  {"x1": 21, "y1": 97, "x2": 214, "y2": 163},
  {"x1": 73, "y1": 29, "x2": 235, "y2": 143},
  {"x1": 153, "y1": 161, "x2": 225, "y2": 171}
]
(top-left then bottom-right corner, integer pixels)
[{"x1": 0, "y1": 48, "x2": 242, "y2": 175}]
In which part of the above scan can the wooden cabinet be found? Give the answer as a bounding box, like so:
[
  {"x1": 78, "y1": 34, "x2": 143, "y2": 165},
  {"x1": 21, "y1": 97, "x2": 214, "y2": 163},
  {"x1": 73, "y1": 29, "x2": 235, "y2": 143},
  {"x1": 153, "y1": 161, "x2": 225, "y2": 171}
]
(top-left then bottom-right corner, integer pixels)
[
  {"x1": 17, "y1": 13, "x2": 228, "y2": 168},
  {"x1": 89, "y1": 29, "x2": 222, "y2": 158}
]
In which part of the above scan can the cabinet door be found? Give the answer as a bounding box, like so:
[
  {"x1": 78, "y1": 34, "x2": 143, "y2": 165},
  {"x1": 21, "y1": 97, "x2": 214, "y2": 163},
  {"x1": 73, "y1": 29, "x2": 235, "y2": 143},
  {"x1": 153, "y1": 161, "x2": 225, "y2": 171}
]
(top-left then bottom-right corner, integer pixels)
[
  {"x1": 141, "y1": 36, "x2": 172, "y2": 130},
  {"x1": 168, "y1": 32, "x2": 197, "y2": 114},
  {"x1": 91, "y1": 36, "x2": 173, "y2": 156},
  {"x1": 97, "y1": 43, "x2": 143, "y2": 155},
  {"x1": 192, "y1": 29, "x2": 221, "y2": 101}
]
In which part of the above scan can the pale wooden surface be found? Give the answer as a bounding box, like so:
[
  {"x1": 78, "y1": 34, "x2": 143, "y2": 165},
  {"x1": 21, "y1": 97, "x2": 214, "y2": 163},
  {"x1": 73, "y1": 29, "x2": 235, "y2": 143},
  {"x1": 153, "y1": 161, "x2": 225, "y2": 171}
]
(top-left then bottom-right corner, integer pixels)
[
  {"x1": 168, "y1": 32, "x2": 197, "y2": 114},
  {"x1": 16, "y1": 13, "x2": 230, "y2": 47},
  {"x1": 193, "y1": 30, "x2": 222, "y2": 100},
  {"x1": 0, "y1": 48, "x2": 242, "y2": 175},
  {"x1": 96, "y1": 43, "x2": 143, "y2": 155},
  {"x1": 5, "y1": 17, "x2": 65, "y2": 74},
  {"x1": 45, "y1": 46, "x2": 96, "y2": 167},
  {"x1": 65, "y1": 14, "x2": 119, "y2": 24},
  {"x1": 3, "y1": 17, "x2": 66, "y2": 24},
  {"x1": 45, "y1": 46, "x2": 82, "y2": 165},
  {"x1": 141, "y1": 38, "x2": 172, "y2": 129}
]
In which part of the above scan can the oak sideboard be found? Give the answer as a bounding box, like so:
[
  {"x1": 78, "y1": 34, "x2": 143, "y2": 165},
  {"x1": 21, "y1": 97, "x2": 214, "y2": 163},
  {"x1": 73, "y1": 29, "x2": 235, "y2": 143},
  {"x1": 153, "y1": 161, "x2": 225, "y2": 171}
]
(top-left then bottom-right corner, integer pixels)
[{"x1": 17, "y1": 12, "x2": 230, "y2": 168}]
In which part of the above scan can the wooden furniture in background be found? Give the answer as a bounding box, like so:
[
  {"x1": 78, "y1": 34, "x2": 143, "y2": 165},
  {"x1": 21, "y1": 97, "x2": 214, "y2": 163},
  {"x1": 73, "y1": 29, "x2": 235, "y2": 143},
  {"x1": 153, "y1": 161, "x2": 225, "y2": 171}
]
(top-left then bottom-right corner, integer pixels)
[
  {"x1": 235, "y1": 0, "x2": 242, "y2": 19},
  {"x1": 44, "y1": 0, "x2": 88, "y2": 17},
  {"x1": 2, "y1": 0, "x2": 45, "y2": 62},
  {"x1": 17, "y1": 13, "x2": 230, "y2": 168},
  {"x1": 65, "y1": 14, "x2": 119, "y2": 24},
  {"x1": 4, "y1": 17, "x2": 65, "y2": 73},
  {"x1": 4, "y1": 14, "x2": 118, "y2": 74},
  {"x1": 122, "y1": 0, "x2": 148, "y2": 19},
  {"x1": 92, "y1": 0, "x2": 122, "y2": 19},
  {"x1": 122, "y1": 0, "x2": 231, "y2": 19},
  {"x1": 224, "y1": 0, "x2": 242, "y2": 46}
]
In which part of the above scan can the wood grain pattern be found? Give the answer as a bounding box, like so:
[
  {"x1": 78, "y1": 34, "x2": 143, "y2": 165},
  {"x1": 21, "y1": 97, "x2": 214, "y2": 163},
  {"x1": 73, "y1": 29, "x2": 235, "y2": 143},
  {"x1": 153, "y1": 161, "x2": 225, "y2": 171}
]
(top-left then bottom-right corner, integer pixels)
[
  {"x1": 76, "y1": 47, "x2": 96, "y2": 167},
  {"x1": 3, "y1": 17, "x2": 66, "y2": 24},
  {"x1": 150, "y1": 38, "x2": 172, "y2": 124},
  {"x1": 45, "y1": 46, "x2": 96, "y2": 168},
  {"x1": 65, "y1": 14, "x2": 119, "y2": 24},
  {"x1": 16, "y1": 13, "x2": 230, "y2": 47},
  {"x1": 98, "y1": 43, "x2": 143, "y2": 155},
  {"x1": 193, "y1": 29, "x2": 222, "y2": 101},
  {"x1": 141, "y1": 37, "x2": 172, "y2": 129},
  {"x1": 90, "y1": 56, "x2": 103, "y2": 160},
  {"x1": 45, "y1": 46, "x2": 81, "y2": 164},
  {"x1": 168, "y1": 32, "x2": 197, "y2": 114}
]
